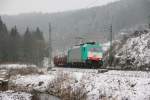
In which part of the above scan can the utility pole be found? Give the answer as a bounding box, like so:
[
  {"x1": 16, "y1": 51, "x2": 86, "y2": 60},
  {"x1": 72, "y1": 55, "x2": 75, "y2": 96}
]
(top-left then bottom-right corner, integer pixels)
[
  {"x1": 48, "y1": 23, "x2": 52, "y2": 69},
  {"x1": 108, "y1": 0, "x2": 114, "y2": 67},
  {"x1": 109, "y1": 23, "x2": 113, "y2": 66}
]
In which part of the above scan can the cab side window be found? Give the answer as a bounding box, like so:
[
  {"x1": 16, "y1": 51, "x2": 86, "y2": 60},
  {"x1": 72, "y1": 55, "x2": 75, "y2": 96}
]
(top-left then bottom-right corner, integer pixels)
[{"x1": 83, "y1": 47, "x2": 86, "y2": 51}]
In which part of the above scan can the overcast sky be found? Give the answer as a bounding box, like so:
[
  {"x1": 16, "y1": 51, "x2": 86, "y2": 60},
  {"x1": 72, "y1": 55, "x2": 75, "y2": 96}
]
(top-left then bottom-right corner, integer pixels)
[{"x1": 0, "y1": 0, "x2": 119, "y2": 15}]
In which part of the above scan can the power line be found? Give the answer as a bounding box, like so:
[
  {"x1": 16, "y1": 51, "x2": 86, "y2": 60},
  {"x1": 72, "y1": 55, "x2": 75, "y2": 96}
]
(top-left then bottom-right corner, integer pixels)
[{"x1": 72, "y1": 0, "x2": 100, "y2": 44}]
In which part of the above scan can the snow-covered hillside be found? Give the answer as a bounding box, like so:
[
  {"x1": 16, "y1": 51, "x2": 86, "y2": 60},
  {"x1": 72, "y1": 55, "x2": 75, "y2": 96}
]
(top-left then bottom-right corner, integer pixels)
[{"x1": 105, "y1": 24, "x2": 150, "y2": 69}]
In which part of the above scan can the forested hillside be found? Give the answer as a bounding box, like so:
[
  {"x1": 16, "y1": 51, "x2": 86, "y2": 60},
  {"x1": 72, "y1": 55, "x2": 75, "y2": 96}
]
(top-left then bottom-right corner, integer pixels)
[
  {"x1": 1, "y1": 0, "x2": 150, "y2": 51},
  {"x1": 0, "y1": 17, "x2": 47, "y2": 65}
]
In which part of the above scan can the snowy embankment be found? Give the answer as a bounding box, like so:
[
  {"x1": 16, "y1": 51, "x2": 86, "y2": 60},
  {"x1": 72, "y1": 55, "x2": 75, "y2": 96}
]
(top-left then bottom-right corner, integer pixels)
[
  {"x1": 104, "y1": 24, "x2": 150, "y2": 69},
  {"x1": 10, "y1": 74, "x2": 55, "y2": 92},
  {"x1": 85, "y1": 71, "x2": 150, "y2": 100},
  {"x1": 115, "y1": 30, "x2": 150, "y2": 67},
  {"x1": 0, "y1": 91, "x2": 32, "y2": 100},
  {"x1": 10, "y1": 70, "x2": 150, "y2": 100},
  {"x1": 0, "y1": 64, "x2": 36, "y2": 70},
  {"x1": 0, "y1": 64, "x2": 43, "y2": 76}
]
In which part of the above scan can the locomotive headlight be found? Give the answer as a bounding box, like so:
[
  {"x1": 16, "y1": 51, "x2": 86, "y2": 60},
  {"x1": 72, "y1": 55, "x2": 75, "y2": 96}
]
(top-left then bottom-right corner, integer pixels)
[{"x1": 88, "y1": 52, "x2": 102, "y2": 59}]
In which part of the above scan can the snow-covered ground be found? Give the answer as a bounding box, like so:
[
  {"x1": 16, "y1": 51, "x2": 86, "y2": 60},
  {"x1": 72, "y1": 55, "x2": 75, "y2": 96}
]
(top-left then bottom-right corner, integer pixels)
[
  {"x1": 11, "y1": 74, "x2": 55, "y2": 92},
  {"x1": 10, "y1": 70, "x2": 150, "y2": 100},
  {"x1": 84, "y1": 70, "x2": 150, "y2": 100},
  {"x1": 1, "y1": 64, "x2": 150, "y2": 100},
  {"x1": 0, "y1": 64, "x2": 36, "y2": 70},
  {"x1": 0, "y1": 91, "x2": 32, "y2": 100}
]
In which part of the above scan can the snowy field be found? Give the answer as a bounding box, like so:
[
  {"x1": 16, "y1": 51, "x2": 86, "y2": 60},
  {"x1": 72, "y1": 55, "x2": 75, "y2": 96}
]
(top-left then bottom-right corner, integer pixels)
[
  {"x1": 10, "y1": 74, "x2": 55, "y2": 92},
  {"x1": 1, "y1": 64, "x2": 150, "y2": 100},
  {"x1": 0, "y1": 91, "x2": 32, "y2": 100},
  {"x1": 0, "y1": 64, "x2": 36, "y2": 70},
  {"x1": 84, "y1": 70, "x2": 150, "y2": 100},
  {"x1": 9, "y1": 69, "x2": 150, "y2": 100}
]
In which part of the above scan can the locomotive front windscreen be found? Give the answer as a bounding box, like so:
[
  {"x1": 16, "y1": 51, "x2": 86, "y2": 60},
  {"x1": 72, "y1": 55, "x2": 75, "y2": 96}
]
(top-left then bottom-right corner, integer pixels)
[{"x1": 89, "y1": 48, "x2": 102, "y2": 52}]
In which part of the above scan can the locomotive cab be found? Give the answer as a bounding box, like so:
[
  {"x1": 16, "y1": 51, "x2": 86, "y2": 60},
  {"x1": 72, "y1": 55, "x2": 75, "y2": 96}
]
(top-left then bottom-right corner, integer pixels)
[
  {"x1": 82, "y1": 42, "x2": 103, "y2": 67},
  {"x1": 67, "y1": 42, "x2": 103, "y2": 68}
]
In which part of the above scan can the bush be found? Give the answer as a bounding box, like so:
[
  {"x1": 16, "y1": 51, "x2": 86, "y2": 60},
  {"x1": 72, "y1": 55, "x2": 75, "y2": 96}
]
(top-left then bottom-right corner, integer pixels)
[
  {"x1": 60, "y1": 84, "x2": 87, "y2": 100},
  {"x1": 9, "y1": 67, "x2": 41, "y2": 76},
  {"x1": 8, "y1": 84, "x2": 34, "y2": 93},
  {"x1": 48, "y1": 72, "x2": 87, "y2": 100}
]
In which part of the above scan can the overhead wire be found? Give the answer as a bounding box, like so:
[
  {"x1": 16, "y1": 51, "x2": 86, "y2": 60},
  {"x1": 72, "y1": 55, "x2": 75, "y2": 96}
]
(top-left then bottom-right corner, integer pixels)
[
  {"x1": 83, "y1": 0, "x2": 101, "y2": 42},
  {"x1": 74, "y1": 0, "x2": 100, "y2": 43},
  {"x1": 75, "y1": 0, "x2": 114, "y2": 43}
]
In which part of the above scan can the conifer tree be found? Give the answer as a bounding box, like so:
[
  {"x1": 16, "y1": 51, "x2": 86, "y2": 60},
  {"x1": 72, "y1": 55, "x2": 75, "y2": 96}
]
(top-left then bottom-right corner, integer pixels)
[
  {"x1": 9, "y1": 26, "x2": 21, "y2": 62},
  {"x1": 0, "y1": 16, "x2": 9, "y2": 62},
  {"x1": 32, "y1": 27, "x2": 45, "y2": 66},
  {"x1": 23, "y1": 27, "x2": 34, "y2": 63},
  {"x1": 0, "y1": 17, "x2": 47, "y2": 65}
]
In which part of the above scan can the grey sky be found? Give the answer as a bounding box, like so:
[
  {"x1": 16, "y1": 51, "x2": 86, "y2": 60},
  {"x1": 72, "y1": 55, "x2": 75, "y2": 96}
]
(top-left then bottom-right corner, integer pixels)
[{"x1": 0, "y1": 0, "x2": 119, "y2": 15}]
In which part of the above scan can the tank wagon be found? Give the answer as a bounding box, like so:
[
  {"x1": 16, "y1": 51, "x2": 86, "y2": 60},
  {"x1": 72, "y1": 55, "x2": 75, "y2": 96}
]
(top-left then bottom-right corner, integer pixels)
[{"x1": 54, "y1": 42, "x2": 103, "y2": 68}]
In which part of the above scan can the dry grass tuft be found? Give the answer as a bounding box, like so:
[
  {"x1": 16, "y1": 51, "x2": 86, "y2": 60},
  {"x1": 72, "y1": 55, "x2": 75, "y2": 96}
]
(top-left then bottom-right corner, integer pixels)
[
  {"x1": 60, "y1": 84, "x2": 87, "y2": 100},
  {"x1": 48, "y1": 72, "x2": 87, "y2": 100},
  {"x1": 8, "y1": 84, "x2": 34, "y2": 93},
  {"x1": 9, "y1": 67, "x2": 38, "y2": 76}
]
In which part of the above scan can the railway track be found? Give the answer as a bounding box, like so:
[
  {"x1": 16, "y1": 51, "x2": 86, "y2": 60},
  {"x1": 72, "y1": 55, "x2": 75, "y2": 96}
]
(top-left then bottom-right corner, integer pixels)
[
  {"x1": 51, "y1": 67, "x2": 108, "y2": 73},
  {"x1": 50, "y1": 66, "x2": 150, "y2": 73}
]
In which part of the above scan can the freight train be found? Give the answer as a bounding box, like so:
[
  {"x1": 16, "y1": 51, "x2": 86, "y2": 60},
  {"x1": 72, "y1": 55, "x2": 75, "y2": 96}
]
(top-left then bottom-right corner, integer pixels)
[{"x1": 54, "y1": 42, "x2": 103, "y2": 68}]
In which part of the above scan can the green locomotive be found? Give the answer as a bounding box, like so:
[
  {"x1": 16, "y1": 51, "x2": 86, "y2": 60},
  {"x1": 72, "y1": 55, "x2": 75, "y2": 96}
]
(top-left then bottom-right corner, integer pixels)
[
  {"x1": 54, "y1": 42, "x2": 103, "y2": 68},
  {"x1": 67, "y1": 42, "x2": 103, "y2": 68}
]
